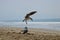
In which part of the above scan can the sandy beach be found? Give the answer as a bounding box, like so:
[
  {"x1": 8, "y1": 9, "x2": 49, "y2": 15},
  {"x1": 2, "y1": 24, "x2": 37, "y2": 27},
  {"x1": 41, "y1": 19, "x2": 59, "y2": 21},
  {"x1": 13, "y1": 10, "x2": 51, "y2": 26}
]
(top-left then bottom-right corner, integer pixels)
[{"x1": 0, "y1": 27, "x2": 60, "y2": 40}]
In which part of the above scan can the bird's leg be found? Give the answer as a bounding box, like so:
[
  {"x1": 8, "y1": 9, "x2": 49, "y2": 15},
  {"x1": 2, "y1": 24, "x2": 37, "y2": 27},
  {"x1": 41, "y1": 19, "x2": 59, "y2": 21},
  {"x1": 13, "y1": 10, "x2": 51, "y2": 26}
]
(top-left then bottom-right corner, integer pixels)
[
  {"x1": 23, "y1": 19, "x2": 28, "y2": 24},
  {"x1": 25, "y1": 20, "x2": 27, "y2": 24}
]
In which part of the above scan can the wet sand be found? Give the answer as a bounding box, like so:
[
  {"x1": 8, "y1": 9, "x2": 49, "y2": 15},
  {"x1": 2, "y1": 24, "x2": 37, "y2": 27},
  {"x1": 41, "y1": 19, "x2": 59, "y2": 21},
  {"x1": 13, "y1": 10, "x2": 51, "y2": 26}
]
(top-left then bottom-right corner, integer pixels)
[{"x1": 0, "y1": 27, "x2": 60, "y2": 40}]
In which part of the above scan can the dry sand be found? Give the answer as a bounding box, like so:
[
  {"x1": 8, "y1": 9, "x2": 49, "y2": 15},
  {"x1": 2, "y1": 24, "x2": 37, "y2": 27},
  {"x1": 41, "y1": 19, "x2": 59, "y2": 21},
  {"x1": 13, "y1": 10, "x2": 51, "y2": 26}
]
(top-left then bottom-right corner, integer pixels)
[{"x1": 0, "y1": 27, "x2": 60, "y2": 40}]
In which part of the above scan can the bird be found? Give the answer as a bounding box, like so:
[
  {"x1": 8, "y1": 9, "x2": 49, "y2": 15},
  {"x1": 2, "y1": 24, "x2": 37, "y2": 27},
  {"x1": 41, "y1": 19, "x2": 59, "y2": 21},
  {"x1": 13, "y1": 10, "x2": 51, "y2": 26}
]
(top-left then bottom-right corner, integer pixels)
[{"x1": 23, "y1": 11, "x2": 37, "y2": 24}]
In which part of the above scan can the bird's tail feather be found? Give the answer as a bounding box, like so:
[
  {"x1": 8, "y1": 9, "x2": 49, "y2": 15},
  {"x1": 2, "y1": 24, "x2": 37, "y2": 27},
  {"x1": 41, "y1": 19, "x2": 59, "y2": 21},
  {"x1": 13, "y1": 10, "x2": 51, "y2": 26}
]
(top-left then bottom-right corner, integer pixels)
[{"x1": 30, "y1": 17, "x2": 33, "y2": 21}]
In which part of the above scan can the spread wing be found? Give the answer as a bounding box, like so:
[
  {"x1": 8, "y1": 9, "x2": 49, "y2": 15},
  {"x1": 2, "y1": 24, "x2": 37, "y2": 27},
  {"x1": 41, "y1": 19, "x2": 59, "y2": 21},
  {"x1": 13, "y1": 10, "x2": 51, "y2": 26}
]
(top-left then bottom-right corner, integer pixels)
[{"x1": 25, "y1": 11, "x2": 37, "y2": 18}]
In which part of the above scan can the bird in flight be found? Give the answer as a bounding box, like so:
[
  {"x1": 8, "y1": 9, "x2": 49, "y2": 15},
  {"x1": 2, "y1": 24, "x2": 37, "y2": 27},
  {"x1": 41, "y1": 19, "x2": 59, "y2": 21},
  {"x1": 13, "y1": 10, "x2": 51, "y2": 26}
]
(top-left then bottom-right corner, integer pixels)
[{"x1": 23, "y1": 11, "x2": 37, "y2": 24}]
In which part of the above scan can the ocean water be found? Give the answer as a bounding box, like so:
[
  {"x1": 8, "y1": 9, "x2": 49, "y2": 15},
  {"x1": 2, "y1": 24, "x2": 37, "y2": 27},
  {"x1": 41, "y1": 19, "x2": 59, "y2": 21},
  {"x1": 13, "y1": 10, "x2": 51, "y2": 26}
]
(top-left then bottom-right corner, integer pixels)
[{"x1": 0, "y1": 22, "x2": 60, "y2": 31}]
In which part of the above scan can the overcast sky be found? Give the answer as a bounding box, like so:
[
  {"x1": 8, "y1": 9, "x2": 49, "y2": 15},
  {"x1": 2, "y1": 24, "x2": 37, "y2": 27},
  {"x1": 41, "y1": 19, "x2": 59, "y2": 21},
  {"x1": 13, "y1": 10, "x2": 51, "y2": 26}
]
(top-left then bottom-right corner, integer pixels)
[{"x1": 0, "y1": 0, "x2": 60, "y2": 20}]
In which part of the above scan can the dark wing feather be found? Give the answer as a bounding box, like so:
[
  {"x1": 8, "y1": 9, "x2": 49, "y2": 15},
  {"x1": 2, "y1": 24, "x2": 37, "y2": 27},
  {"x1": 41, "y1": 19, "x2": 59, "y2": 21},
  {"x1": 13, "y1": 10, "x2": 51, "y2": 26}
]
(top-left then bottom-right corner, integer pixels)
[
  {"x1": 25, "y1": 11, "x2": 37, "y2": 18},
  {"x1": 28, "y1": 11, "x2": 37, "y2": 16}
]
